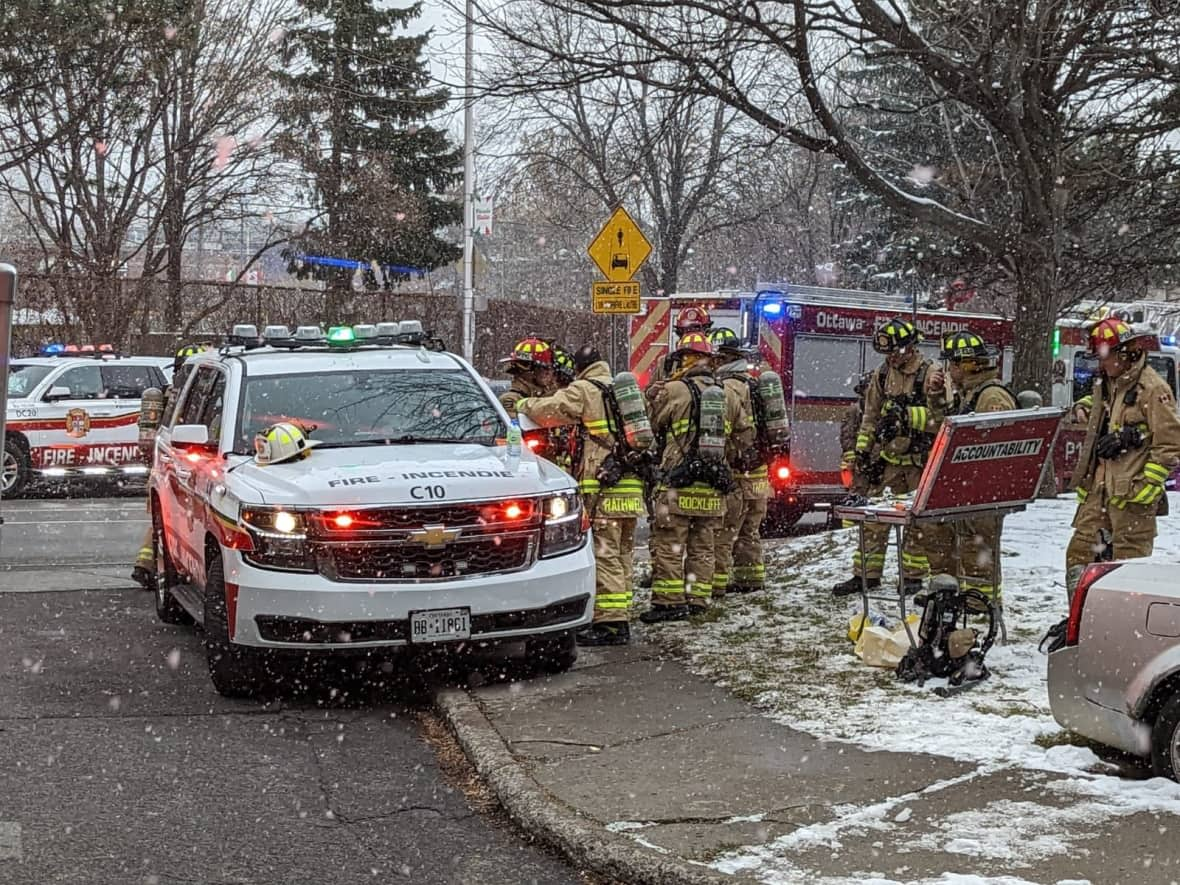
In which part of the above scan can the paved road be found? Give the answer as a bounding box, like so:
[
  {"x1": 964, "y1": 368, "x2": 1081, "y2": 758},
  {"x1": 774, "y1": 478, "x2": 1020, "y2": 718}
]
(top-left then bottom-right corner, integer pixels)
[{"x1": 0, "y1": 496, "x2": 582, "y2": 884}]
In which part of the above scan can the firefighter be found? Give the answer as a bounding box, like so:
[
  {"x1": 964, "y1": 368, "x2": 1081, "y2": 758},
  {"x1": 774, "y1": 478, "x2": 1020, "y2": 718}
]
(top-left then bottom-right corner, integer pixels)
[
  {"x1": 516, "y1": 345, "x2": 643, "y2": 645},
  {"x1": 1064, "y1": 318, "x2": 1180, "y2": 597},
  {"x1": 642, "y1": 332, "x2": 727, "y2": 621},
  {"x1": 131, "y1": 342, "x2": 211, "y2": 589},
  {"x1": 831, "y1": 317, "x2": 936, "y2": 596},
  {"x1": 708, "y1": 328, "x2": 762, "y2": 596},
  {"x1": 646, "y1": 306, "x2": 715, "y2": 403},
  {"x1": 497, "y1": 337, "x2": 556, "y2": 419},
  {"x1": 924, "y1": 329, "x2": 1016, "y2": 602}
]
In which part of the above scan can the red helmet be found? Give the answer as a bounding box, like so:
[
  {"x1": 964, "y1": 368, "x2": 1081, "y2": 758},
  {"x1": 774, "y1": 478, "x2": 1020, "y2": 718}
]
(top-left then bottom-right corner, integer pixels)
[
  {"x1": 499, "y1": 336, "x2": 554, "y2": 368},
  {"x1": 674, "y1": 331, "x2": 714, "y2": 357},
  {"x1": 1086, "y1": 317, "x2": 1160, "y2": 358},
  {"x1": 674, "y1": 305, "x2": 713, "y2": 334}
]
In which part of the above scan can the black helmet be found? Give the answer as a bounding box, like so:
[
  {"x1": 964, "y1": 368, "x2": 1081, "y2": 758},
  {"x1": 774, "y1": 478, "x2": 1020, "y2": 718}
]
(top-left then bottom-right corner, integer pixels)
[
  {"x1": 940, "y1": 329, "x2": 998, "y2": 364},
  {"x1": 573, "y1": 344, "x2": 601, "y2": 374},
  {"x1": 873, "y1": 317, "x2": 922, "y2": 354},
  {"x1": 552, "y1": 346, "x2": 576, "y2": 383},
  {"x1": 708, "y1": 327, "x2": 745, "y2": 356}
]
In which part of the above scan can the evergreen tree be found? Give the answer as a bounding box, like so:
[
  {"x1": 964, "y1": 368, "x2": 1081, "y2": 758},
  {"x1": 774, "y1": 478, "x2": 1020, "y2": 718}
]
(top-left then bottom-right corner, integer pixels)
[{"x1": 275, "y1": 0, "x2": 461, "y2": 311}]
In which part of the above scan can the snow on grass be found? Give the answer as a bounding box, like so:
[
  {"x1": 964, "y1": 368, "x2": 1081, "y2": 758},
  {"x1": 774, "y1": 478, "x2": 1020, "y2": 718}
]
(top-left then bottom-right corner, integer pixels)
[{"x1": 648, "y1": 496, "x2": 1180, "y2": 775}]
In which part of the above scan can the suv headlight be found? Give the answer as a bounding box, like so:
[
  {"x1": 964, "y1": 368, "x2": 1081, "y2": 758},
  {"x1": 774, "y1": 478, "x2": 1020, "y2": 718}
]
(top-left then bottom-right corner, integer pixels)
[
  {"x1": 239, "y1": 506, "x2": 315, "y2": 572},
  {"x1": 540, "y1": 491, "x2": 588, "y2": 558}
]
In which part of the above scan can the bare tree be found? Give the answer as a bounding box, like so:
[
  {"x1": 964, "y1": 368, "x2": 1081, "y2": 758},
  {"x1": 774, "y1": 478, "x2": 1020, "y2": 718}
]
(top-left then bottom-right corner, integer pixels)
[
  {"x1": 148, "y1": 0, "x2": 295, "y2": 330},
  {"x1": 481, "y1": 0, "x2": 1180, "y2": 393},
  {"x1": 0, "y1": 0, "x2": 295, "y2": 342},
  {"x1": 483, "y1": 5, "x2": 786, "y2": 297}
]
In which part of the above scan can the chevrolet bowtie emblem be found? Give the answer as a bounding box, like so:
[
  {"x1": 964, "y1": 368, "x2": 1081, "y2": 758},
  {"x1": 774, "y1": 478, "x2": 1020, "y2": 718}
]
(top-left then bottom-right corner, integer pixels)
[{"x1": 408, "y1": 524, "x2": 461, "y2": 547}]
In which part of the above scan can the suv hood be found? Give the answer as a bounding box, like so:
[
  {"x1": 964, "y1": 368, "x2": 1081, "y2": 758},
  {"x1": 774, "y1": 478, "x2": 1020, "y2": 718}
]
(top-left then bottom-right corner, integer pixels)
[{"x1": 227, "y1": 443, "x2": 574, "y2": 507}]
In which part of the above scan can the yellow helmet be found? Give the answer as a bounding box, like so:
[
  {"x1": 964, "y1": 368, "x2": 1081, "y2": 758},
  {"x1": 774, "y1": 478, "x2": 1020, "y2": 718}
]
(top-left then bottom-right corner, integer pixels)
[{"x1": 253, "y1": 422, "x2": 319, "y2": 466}]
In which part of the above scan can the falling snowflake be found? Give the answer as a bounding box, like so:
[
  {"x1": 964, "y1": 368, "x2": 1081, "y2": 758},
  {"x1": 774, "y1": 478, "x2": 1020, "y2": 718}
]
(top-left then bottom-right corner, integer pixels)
[
  {"x1": 907, "y1": 165, "x2": 937, "y2": 186},
  {"x1": 213, "y1": 135, "x2": 236, "y2": 169},
  {"x1": 165, "y1": 649, "x2": 181, "y2": 670},
  {"x1": 95, "y1": 141, "x2": 109, "y2": 157},
  {"x1": 163, "y1": 25, "x2": 176, "y2": 39}
]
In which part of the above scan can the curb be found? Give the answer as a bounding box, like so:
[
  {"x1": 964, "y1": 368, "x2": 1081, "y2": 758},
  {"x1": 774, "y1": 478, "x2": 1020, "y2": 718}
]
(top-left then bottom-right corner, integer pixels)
[{"x1": 434, "y1": 686, "x2": 738, "y2": 885}]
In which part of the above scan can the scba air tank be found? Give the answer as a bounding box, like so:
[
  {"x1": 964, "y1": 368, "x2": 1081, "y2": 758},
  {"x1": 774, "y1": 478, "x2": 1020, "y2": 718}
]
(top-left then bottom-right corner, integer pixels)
[
  {"x1": 697, "y1": 385, "x2": 727, "y2": 462},
  {"x1": 612, "y1": 371, "x2": 654, "y2": 451},
  {"x1": 755, "y1": 371, "x2": 790, "y2": 447},
  {"x1": 138, "y1": 387, "x2": 165, "y2": 445}
]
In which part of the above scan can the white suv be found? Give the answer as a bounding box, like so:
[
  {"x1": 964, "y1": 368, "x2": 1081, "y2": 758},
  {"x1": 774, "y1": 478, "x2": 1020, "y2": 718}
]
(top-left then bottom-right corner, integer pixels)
[
  {"x1": 5, "y1": 353, "x2": 168, "y2": 496},
  {"x1": 148, "y1": 325, "x2": 594, "y2": 696}
]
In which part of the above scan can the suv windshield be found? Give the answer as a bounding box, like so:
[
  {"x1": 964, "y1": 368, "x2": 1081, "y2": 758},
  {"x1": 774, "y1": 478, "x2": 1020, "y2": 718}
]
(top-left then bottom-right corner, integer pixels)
[
  {"x1": 234, "y1": 368, "x2": 505, "y2": 452},
  {"x1": 7, "y1": 364, "x2": 54, "y2": 398}
]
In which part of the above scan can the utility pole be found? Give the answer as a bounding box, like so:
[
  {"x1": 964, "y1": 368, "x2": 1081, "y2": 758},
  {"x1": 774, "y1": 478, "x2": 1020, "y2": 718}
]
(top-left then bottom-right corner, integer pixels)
[{"x1": 461, "y1": 0, "x2": 476, "y2": 363}]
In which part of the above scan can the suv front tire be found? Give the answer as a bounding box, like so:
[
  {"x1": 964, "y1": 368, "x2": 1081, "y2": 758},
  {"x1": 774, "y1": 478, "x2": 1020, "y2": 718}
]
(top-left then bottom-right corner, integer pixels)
[{"x1": 203, "y1": 548, "x2": 267, "y2": 698}]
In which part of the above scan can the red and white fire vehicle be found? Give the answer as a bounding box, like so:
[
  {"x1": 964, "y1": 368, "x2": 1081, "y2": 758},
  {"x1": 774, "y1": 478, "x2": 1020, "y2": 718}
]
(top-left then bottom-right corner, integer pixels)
[
  {"x1": 5, "y1": 349, "x2": 168, "y2": 496},
  {"x1": 629, "y1": 286, "x2": 1017, "y2": 529}
]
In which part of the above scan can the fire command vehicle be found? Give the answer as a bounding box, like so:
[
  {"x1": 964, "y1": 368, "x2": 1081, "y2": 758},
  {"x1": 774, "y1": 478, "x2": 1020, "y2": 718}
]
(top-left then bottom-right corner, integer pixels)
[
  {"x1": 5, "y1": 348, "x2": 169, "y2": 496},
  {"x1": 149, "y1": 323, "x2": 594, "y2": 697},
  {"x1": 629, "y1": 286, "x2": 1017, "y2": 530}
]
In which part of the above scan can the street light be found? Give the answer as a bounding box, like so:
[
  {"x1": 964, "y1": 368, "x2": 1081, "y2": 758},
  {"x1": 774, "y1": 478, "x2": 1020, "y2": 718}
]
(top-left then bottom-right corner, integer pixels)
[{"x1": 0, "y1": 264, "x2": 18, "y2": 549}]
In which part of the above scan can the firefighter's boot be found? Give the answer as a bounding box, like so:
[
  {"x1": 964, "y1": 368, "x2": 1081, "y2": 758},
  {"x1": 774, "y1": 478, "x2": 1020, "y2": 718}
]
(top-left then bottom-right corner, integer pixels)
[
  {"x1": 576, "y1": 621, "x2": 631, "y2": 646},
  {"x1": 832, "y1": 575, "x2": 880, "y2": 597},
  {"x1": 640, "y1": 604, "x2": 691, "y2": 623},
  {"x1": 132, "y1": 539, "x2": 155, "y2": 591}
]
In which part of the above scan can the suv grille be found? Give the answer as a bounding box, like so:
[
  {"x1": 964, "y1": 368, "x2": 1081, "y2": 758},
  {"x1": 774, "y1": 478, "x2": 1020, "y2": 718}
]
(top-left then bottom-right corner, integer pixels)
[
  {"x1": 307, "y1": 501, "x2": 541, "y2": 582},
  {"x1": 319, "y1": 532, "x2": 536, "y2": 582}
]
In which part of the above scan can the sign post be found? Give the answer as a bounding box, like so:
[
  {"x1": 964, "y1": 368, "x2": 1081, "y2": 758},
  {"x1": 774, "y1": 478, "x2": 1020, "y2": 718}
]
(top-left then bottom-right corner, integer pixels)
[
  {"x1": 588, "y1": 207, "x2": 651, "y2": 314},
  {"x1": 0, "y1": 264, "x2": 17, "y2": 546}
]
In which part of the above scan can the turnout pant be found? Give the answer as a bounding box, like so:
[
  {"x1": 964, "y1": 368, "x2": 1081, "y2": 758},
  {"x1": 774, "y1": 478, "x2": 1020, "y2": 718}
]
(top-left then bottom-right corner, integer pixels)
[
  {"x1": 1065, "y1": 486, "x2": 1157, "y2": 595},
  {"x1": 591, "y1": 517, "x2": 637, "y2": 623},
  {"x1": 730, "y1": 487, "x2": 769, "y2": 592},
  {"x1": 921, "y1": 517, "x2": 1005, "y2": 602},
  {"x1": 852, "y1": 462, "x2": 932, "y2": 580},
  {"x1": 712, "y1": 490, "x2": 743, "y2": 597},
  {"x1": 651, "y1": 510, "x2": 717, "y2": 609}
]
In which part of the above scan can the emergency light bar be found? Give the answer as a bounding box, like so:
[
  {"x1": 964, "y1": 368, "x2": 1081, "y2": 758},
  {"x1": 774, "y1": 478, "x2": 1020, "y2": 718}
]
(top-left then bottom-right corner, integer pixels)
[
  {"x1": 226, "y1": 321, "x2": 448, "y2": 353},
  {"x1": 40, "y1": 342, "x2": 124, "y2": 358}
]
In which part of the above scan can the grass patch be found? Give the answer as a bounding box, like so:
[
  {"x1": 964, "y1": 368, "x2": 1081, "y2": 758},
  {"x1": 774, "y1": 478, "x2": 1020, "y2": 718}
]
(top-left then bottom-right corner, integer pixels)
[{"x1": 1033, "y1": 729, "x2": 1106, "y2": 752}]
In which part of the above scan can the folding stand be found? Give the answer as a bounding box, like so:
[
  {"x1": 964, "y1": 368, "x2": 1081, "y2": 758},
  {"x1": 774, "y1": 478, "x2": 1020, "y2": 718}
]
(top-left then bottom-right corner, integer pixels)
[{"x1": 835, "y1": 406, "x2": 1066, "y2": 647}]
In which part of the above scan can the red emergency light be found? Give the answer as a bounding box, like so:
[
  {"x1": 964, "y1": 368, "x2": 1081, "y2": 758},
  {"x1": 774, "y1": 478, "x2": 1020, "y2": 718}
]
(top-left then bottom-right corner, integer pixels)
[{"x1": 769, "y1": 458, "x2": 792, "y2": 489}]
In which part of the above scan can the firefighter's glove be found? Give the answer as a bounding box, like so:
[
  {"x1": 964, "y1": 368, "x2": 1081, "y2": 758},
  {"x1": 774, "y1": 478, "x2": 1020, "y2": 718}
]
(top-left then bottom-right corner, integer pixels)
[
  {"x1": 1095, "y1": 425, "x2": 1145, "y2": 460},
  {"x1": 854, "y1": 449, "x2": 874, "y2": 475},
  {"x1": 876, "y1": 400, "x2": 905, "y2": 443}
]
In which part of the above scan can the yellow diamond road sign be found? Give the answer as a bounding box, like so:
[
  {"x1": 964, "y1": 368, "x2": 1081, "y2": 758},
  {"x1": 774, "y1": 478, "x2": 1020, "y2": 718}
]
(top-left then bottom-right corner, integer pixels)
[
  {"x1": 588, "y1": 207, "x2": 652, "y2": 282},
  {"x1": 592, "y1": 281, "x2": 641, "y2": 314}
]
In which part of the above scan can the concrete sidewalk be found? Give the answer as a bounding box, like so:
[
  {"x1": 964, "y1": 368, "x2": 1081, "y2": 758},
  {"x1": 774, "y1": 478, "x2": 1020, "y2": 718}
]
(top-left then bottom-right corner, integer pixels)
[{"x1": 439, "y1": 635, "x2": 1179, "y2": 884}]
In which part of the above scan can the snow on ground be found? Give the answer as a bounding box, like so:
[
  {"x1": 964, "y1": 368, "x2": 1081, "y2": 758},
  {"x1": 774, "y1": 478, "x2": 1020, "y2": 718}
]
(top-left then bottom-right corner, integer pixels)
[
  {"x1": 638, "y1": 496, "x2": 1180, "y2": 884},
  {"x1": 651, "y1": 496, "x2": 1180, "y2": 774}
]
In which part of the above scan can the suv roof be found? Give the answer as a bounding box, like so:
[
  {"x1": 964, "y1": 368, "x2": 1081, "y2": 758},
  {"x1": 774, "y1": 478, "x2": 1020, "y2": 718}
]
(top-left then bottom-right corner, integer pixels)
[
  {"x1": 13, "y1": 356, "x2": 165, "y2": 367},
  {"x1": 199, "y1": 345, "x2": 469, "y2": 377}
]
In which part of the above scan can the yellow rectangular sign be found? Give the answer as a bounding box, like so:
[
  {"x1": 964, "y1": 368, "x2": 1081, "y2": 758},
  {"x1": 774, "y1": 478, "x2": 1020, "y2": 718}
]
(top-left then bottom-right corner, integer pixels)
[{"x1": 592, "y1": 281, "x2": 641, "y2": 314}]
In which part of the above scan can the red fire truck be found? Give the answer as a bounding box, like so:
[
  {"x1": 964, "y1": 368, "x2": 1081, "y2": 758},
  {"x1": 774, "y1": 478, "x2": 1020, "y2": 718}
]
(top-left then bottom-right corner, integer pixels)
[{"x1": 629, "y1": 286, "x2": 1017, "y2": 530}]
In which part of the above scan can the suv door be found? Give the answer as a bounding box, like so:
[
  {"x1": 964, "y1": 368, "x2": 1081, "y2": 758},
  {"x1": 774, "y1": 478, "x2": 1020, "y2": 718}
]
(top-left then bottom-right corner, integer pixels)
[
  {"x1": 158, "y1": 366, "x2": 216, "y2": 579},
  {"x1": 179, "y1": 369, "x2": 227, "y2": 565}
]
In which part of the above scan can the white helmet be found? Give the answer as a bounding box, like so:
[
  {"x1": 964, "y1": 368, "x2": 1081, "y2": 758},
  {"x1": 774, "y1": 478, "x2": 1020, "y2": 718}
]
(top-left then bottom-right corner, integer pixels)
[{"x1": 253, "y1": 422, "x2": 319, "y2": 466}]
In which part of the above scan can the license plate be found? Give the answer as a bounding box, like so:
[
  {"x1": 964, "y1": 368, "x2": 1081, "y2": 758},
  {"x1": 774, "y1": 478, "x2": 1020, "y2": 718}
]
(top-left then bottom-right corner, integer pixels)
[{"x1": 409, "y1": 608, "x2": 471, "y2": 643}]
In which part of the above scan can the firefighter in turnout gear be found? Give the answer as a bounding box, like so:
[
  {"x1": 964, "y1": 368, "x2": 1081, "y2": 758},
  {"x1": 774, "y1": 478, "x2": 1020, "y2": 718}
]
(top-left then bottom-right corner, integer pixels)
[
  {"x1": 516, "y1": 346, "x2": 643, "y2": 645},
  {"x1": 924, "y1": 330, "x2": 1017, "y2": 603},
  {"x1": 498, "y1": 337, "x2": 556, "y2": 418},
  {"x1": 1064, "y1": 318, "x2": 1180, "y2": 597},
  {"x1": 831, "y1": 317, "x2": 936, "y2": 596},
  {"x1": 708, "y1": 328, "x2": 764, "y2": 596},
  {"x1": 642, "y1": 332, "x2": 729, "y2": 622},
  {"x1": 645, "y1": 305, "x2": 715, "y2": 401},
  {"x1": 131, "y1": 342, "x2": 211, "y2": 590}
]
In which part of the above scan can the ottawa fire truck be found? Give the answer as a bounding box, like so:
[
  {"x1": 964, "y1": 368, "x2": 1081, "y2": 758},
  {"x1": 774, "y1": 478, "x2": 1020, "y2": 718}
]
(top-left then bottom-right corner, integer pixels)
[{"x1": 629, "y1": 286, "x2": 1017, "y2": 530}]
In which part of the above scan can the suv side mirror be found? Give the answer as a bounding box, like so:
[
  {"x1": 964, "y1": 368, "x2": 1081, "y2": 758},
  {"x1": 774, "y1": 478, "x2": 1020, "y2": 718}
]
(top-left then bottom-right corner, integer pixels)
[
  {"x1": 44, "y1": 385, "x2": 71, "y2": 401},
  {"x1": 171, "y1": 424, "x2": 214, "y2": 450}
]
